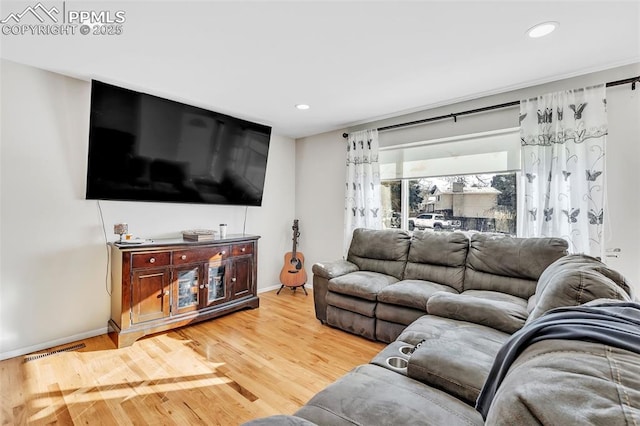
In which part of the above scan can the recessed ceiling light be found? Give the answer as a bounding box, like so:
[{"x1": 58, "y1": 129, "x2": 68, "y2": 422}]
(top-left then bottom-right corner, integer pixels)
[
  {"x1": 295, "y1": 104, "x2": 310, "y2": 110},
  {"x1": 527, "y1": 21, "x2": 558, "y2": 38}
]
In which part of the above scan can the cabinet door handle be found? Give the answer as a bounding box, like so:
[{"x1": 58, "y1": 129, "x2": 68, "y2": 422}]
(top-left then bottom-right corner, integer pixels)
[
  {"x1": 220, "y1": 251, "x2": 226, "y2": 255},
  {"x1": 241, "y1": 247, "x2": 246, "y2": 252},
  {"x1": 231, "y1": 277, "x2": 237, "y2": 282},
  {"x1": 164, "y1": 290, "x2": 169, "y2": 296},
  {"x1": 199, "y1": 285, "x2": 205, "y2": 289},
  {"x1": 149, "y1": 257, "x2": 156, "y2": 263},
  {"x1": 181, "y1": 255, "x2": 187, "y2": 260},
  {"x1": 205, "y1": 284, "x2": 209, "y2": 288}
]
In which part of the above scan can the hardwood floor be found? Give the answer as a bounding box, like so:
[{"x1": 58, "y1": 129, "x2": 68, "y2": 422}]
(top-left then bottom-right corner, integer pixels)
[{"x1": 0, "y1": 289, "x2": 385, "y2": 425}]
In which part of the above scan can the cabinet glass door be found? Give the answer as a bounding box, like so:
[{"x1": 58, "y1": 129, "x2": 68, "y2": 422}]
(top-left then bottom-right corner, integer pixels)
[
  {"x1": 206, "y1": 262, "x2": 227, "y2": 305},
  {"x1": 175, "y1": 267, "x2": 200, "y2": 313}
]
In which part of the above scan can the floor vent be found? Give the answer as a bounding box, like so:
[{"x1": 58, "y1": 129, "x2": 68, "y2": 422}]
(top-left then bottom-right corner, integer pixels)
[{"x1": 24, "y1": 343, "x2": 86, "y2": 363}]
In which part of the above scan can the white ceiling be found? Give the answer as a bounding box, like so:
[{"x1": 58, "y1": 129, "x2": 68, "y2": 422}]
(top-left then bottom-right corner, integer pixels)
[{"x1": 1, "y1": 1, "x2": 639, "y2": 138}]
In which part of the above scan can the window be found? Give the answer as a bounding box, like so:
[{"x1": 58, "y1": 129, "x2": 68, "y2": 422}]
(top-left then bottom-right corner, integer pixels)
[{"x1": 380, "y1": 129, "x2": 520, "y2": 235}]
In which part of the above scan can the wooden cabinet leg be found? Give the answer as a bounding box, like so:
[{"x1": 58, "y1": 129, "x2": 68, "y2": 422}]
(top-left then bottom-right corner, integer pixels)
[{"x1": 108, "y1": 320, "x2": 146, "y2": 348}]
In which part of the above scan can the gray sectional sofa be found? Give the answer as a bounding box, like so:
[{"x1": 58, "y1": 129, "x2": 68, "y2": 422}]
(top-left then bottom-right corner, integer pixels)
[
  {"x1": 246, "y1": 229, "x2": 639, "y2": 425},
  {"x1": 313, "y1": 229, "x2": 573, "y2": 342}
]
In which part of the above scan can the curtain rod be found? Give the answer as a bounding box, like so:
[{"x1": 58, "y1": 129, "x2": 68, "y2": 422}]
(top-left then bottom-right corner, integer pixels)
[{"x1": 342, "y1": 75, "x2": 640, "y2": 138}]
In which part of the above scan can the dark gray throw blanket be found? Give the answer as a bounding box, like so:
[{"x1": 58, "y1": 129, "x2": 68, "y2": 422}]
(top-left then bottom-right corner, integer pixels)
[{"x1": 475, "y1": 301, "x2": 640, "y2": 419}]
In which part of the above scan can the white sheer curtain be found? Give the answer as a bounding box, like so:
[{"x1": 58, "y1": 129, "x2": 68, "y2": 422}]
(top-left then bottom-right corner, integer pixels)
[
  {"x1": 344, "y1": 129, "x2": 382, "y2": 255},
  {"x1": 519, "y1": 84, "x2": 607, "y2": 257}
]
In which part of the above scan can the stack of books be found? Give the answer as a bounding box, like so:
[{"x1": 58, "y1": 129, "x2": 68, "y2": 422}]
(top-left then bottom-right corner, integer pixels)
[{"x1": 182, "y1": 229, "x2": 216, "y2": 242}]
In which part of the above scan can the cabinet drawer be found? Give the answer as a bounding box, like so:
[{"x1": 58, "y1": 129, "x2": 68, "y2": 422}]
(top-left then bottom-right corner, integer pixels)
[
  {"x1": 173, "y1": 246, "x2": 229, "y2": 265},
  {"x1": 232, "y1": 243, "x2": 253, "y2": 256},
  {"x1": 132, "y1": 252, "x2": 171, "y2": 268}
]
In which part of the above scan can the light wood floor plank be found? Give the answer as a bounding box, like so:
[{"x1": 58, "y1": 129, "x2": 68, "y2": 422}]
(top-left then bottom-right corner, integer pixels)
[{"x1": 1, "y1": 289, "x2": 385, "y2": 425}]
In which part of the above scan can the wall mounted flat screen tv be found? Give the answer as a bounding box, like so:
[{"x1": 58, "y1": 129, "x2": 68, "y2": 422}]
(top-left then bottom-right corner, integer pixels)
[{"x1": 86, "y1": 80, "x2": 272, "y2": 206}]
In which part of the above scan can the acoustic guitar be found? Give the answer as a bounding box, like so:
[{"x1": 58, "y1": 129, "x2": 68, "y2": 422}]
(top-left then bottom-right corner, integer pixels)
[{"x1": 277, "y1": 219, "x2": 308, "y2": 295}]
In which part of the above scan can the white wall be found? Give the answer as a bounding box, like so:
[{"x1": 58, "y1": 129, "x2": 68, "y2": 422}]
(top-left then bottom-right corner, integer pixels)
[
  {"x1": 604, "y1": 80, "x2": 640, "y2": 288},
  {"x1": 295, "y1": 130, "x2": 346, "y2": 269},
  {"x1": 0, "y1": 60, "x2": 296, "y2": 359},
  {"x1": 296, "y1": 63, "x2": 640, "y2": 295}
]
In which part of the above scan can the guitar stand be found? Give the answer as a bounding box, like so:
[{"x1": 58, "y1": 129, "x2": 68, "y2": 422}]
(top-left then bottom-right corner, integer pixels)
[{"x1": 277, "y1": 284, "x2": 308, "y2": 296}]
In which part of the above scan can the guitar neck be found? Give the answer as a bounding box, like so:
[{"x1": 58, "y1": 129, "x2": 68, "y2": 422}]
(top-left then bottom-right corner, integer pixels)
[{"x1": 292, "y1": 221, "x2": 299, "y2": 257}]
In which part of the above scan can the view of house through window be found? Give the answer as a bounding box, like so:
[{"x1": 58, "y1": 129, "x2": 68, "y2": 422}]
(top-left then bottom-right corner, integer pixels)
[{"x1": 381, "y1": 172, "x2": 517, "y2": 235}]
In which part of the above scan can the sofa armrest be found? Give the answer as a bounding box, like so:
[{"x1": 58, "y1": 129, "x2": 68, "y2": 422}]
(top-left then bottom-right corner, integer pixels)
[
  {"x1": 311, "y1": 260, "x2": 358, "y2": 324},
  {"x1": 312, "y1": 260, "x2": 359, "y2": 279},
  {"x1": 426, "y1": 292, "x2": 528, "y2": 334},
  {"x1": 406, "y1": 336, "x2": 490, "y2": 405}
]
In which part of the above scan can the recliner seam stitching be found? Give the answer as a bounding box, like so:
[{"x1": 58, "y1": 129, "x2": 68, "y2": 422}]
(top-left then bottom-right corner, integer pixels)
[
  {"x1": 605, "y1": 346, "x2": 637, "y2": 426},
  {"x1": 305, "y1": 403, "x2": 362, "y2": 425},
  {"x1": 507, "y1": 348, "x2": 608, "y2": 365},
  {"x1": 576, "y1": 272, "x2": 586, "y2": 305}
]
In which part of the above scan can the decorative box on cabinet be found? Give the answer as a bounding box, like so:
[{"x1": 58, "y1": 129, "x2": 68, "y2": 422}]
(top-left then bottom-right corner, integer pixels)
[{"x1": 108, "y1": 234, "x2": 260, "y2": 348}]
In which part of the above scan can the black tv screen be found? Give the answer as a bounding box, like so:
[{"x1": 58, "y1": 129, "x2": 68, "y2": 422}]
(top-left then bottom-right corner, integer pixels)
[{"x1": 86, "y1": 80, "x2": 271, "y2": 206}]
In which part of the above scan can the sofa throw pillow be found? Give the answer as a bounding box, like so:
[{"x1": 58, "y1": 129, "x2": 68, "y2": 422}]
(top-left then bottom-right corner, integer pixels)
[
  {"x1": 527, "y1": 254, "x2": 633, "y2": 323},
  {"x1": 427, "y1": 291, "x2": 529, "y2": 334}
]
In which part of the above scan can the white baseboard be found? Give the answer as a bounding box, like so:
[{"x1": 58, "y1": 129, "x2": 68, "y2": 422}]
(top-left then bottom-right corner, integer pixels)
[
  {"x1": 1, "y1": 285, "x2": 311, "y2": 361},
  {"x1": 257, "y1": 282, "x2": 313, "y2": 294},
  {"x1": 258, "y1": 284, "x2": 282, "y2": 293},
  {"x1": 0, "y1": 327, "x2": 108, "y2": 361}
]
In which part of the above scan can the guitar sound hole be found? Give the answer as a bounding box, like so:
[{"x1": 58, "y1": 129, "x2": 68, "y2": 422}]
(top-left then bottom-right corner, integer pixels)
[{"x1": 290, "y1": 258, "x2": 299, "y2": 266}]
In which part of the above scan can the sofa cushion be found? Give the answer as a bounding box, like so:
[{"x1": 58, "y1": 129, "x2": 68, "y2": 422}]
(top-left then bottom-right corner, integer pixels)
[
  {"x1": 397, "y1": 315, "x2": 510, "y2": 405},
  {"x1": 528, "y1": 254, "x2": 633, "y2": 323},
  {"x1": 485, "y1": 339, "x2": 640, "y2": 425},
  {"x1": 326, "y1": 307, "x2": 376, "y2": 340},
  {"x1": 377, "y1": 280, "x2": 458, "y2": 310},
  {"x1": 347, "y1": 228, "x2": 411, "y2": 280},
  {"x1": 328, "y1": 271, "x2": 398, "y2": 301},
  {"x1": 426, "y1": 290, "x2": 529, "y2": 334},
  {"x1": 326, "y1": 292, "x2": 377, "y2": 317},
  {"x1": 403, "y1": 231, "x2": 469, "y2": 292},
  {"x1": 294, "y1": 364, "x2": 484, "y2": 426},
  {"x1": 375, "y1": 303, "x2": 425, "y2": 326},
  {"x1": 460, "y1": 289, "x2": 529, "y2": 306},
  {"x1": 464, "y1": 234, "x2": 568, "y2": 298}
]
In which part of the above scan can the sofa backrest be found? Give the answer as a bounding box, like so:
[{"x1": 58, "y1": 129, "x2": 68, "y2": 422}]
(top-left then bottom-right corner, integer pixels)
[
  {"x1": 347, "y1": 228, "x2": 411, "y2": 280},
  {"x1": 527, "y1": 254, "x2": 634, "y2": 323},
  {"x1": 464, "y1": 234, "x2": 568, "y2": 299},
  {"x1": 485, "y1": 338, "x2": 640, "y2": 425},
  {"x1": 403, "y1": 231, "x2": 469, "y2": 292}
]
